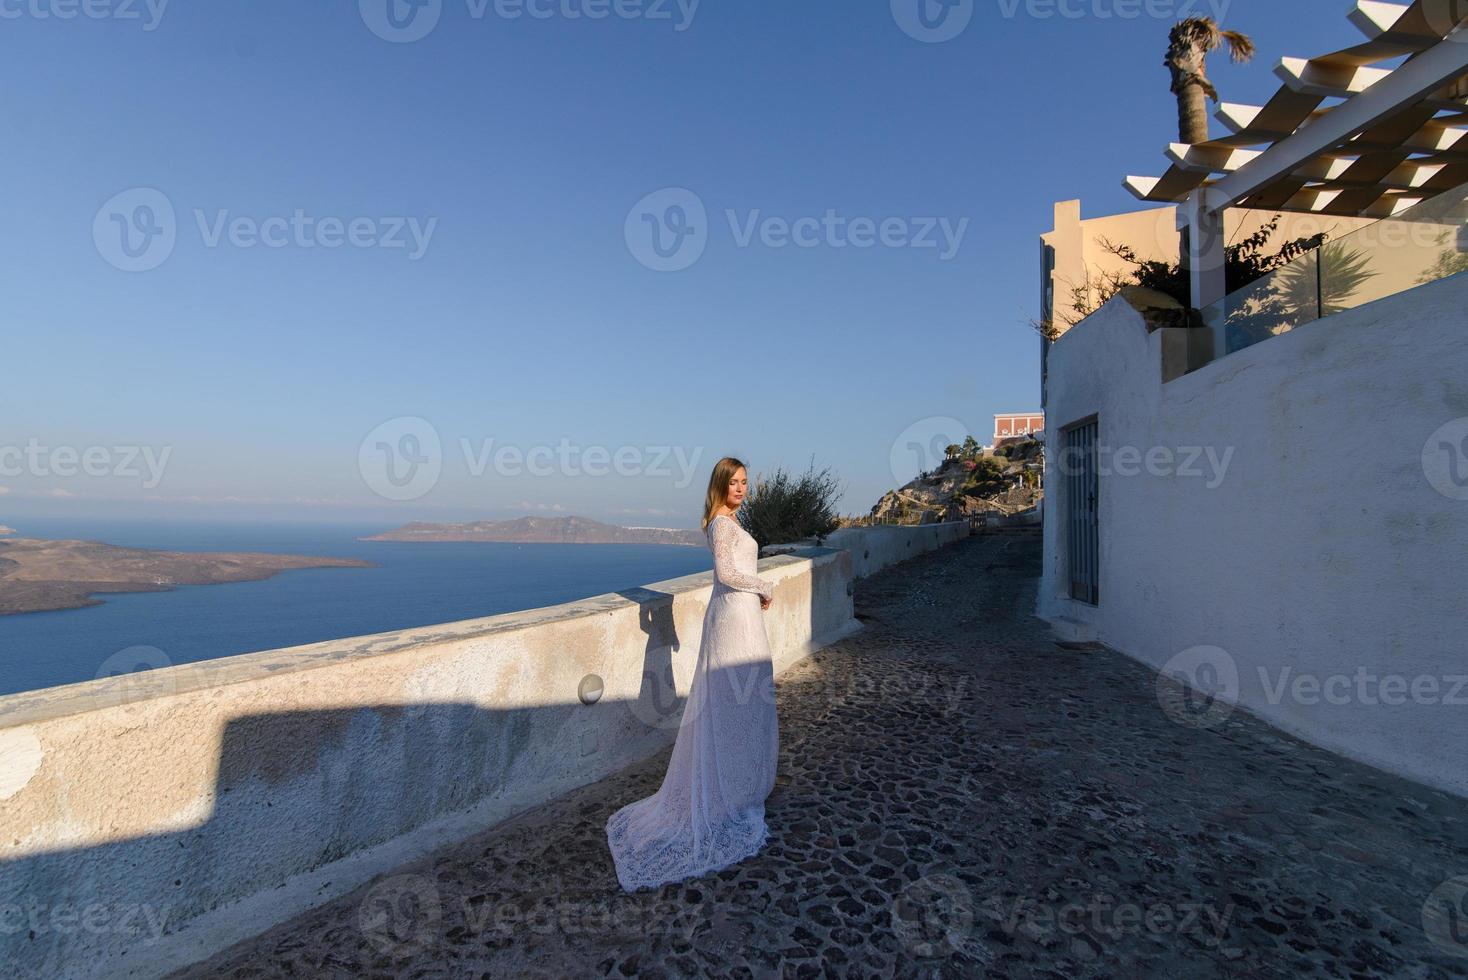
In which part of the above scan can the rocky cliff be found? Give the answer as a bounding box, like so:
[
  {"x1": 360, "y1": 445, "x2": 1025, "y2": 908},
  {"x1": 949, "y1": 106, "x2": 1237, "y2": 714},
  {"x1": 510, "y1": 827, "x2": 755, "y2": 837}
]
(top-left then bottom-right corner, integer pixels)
[{"x1": 868, "y1": 437, "x2": 1043, "y2": 525}]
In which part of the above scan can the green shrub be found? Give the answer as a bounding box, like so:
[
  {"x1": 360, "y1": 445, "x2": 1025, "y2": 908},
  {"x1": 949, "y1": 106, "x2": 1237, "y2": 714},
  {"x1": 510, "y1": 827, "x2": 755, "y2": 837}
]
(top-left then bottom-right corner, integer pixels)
[
  {"x1": 740, "y1": 458, "x2": 844, "y2": 548},
  {"x1": 964, "y1": 456, "x2": 1009, "y2": 495}
]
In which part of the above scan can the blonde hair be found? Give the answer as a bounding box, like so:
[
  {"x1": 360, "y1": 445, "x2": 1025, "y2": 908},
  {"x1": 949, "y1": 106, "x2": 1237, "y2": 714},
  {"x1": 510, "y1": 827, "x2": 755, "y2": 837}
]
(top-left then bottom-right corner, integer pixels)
[{"x1": 700, "y1": 457, "x2": 748, "y2": 531}]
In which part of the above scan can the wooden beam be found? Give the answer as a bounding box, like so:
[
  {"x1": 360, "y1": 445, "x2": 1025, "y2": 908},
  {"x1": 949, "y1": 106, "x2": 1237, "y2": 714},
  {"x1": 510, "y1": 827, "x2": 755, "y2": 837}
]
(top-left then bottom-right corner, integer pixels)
[
  {"x1": 1276, "y1": 57, "x2": 1394, "y2": 97},
  {"x1": 1349, "y1": 1, "x2": 1411, "y2": 39},
  {"x1": 1165, "y1": 142, "x2": 1262, "y2": 174},
  {"x1": 1214, "y1": 91, "x2": 1327, "y2": 145},
  {"x1": 1122, "y1": 166, "x2": 1207, "y2": 202},
  {"x1": 1203, "y1": 35, "x2": 1468, "y2": 215}
]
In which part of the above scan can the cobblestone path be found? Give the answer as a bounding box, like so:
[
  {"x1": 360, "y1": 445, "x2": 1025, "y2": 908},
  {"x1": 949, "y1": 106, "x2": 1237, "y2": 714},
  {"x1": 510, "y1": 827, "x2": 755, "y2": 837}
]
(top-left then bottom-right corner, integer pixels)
[{"x1": 175, "y1": 532, "x2": 1468, "y2": 979}]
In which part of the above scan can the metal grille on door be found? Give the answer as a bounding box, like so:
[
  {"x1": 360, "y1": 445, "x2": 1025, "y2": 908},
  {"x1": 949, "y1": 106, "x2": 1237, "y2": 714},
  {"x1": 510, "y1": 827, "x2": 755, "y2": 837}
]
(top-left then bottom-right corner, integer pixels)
[{"x1": 1063, "y1": 419, "x2": 1099, "y2": 604}]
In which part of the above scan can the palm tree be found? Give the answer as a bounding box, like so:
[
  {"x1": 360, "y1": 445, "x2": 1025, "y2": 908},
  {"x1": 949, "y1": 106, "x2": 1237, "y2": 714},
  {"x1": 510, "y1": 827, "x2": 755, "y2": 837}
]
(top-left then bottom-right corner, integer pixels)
[{"x1": 1166, "y1": 17, "x2": 1256, "y2": 144}]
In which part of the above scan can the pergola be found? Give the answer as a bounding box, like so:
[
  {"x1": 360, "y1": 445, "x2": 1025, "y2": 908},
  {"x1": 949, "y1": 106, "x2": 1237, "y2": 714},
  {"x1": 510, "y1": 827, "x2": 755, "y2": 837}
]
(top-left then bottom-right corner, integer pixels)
[{"x1": 1124, "y1": 0, "x2": 1468, "y2": 309}]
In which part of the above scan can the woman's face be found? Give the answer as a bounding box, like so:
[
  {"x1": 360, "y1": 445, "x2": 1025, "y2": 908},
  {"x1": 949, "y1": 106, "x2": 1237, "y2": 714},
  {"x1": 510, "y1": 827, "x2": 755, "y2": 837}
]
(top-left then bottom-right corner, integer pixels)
[{"x1": 725, "y1": 467, "x2": 748, "y2": 509}]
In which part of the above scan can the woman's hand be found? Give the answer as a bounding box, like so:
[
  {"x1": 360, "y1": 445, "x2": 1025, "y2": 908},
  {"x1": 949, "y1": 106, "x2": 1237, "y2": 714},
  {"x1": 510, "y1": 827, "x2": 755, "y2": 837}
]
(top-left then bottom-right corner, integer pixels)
[{"x1": 760, "y1": 595, "x2": 773, "y2": 611}]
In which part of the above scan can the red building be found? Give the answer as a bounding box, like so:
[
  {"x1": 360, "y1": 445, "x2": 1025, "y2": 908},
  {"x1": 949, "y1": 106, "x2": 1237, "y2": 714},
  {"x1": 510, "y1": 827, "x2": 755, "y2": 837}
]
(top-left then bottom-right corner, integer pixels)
[{"x1": 994, "y1": 412, "x2": 1044, "y2": 442}]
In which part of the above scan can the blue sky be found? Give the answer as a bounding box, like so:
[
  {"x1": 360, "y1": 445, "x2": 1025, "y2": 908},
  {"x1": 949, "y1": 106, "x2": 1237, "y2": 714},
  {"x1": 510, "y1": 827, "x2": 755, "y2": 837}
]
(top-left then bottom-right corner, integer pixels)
[{"x1": 1, "y1": 0, "x2": 1367, "y2": 528}]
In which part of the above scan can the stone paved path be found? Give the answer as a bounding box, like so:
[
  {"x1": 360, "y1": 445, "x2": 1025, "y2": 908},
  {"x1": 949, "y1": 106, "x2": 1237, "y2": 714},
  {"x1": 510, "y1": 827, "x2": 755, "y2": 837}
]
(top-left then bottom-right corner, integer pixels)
[{"x1": 175, "y1": 532, "x2": 1468, "y2": 979}]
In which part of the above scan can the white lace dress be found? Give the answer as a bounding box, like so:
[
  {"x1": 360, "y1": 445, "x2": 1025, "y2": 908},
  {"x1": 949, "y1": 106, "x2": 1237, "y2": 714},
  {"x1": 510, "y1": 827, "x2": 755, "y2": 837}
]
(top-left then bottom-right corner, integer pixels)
[{"x1": 605, "y1": 513, "x2": 780, "y2": 892}]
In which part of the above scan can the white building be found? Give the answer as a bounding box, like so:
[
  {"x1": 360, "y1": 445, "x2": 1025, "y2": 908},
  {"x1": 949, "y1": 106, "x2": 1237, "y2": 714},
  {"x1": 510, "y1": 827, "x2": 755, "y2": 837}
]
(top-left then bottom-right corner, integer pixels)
[{"x1": 1039, "y1": 2, "x2": 1468, "y2": 798}]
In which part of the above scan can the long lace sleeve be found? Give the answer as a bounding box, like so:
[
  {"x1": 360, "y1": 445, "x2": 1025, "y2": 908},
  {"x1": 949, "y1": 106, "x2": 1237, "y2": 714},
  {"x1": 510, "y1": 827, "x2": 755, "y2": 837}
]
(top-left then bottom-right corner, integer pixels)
[{"x1": 709, "y1": 517, "x2": 773, "y2": 600}]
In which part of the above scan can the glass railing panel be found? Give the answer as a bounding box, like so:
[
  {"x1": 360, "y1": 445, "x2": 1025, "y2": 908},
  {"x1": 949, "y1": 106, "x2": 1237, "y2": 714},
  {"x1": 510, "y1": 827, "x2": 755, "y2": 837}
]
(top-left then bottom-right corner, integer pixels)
[{"x1": 1201, "y1": 181, "x2": 1468, "y2": 357}]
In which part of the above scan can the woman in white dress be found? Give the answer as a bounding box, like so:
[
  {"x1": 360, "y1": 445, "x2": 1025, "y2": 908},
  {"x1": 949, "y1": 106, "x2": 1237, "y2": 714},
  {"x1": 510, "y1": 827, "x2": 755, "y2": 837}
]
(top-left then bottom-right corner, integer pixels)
[{"x1": 605, "y1": 456, "x2": 779, "y2": 892}]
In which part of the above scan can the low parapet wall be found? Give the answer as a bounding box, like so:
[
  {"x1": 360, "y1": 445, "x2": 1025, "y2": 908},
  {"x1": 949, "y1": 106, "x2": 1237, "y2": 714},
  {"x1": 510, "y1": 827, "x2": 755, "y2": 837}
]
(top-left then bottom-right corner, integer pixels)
[
  {"x1": 766, "y1": 521, "x2": 970, "y2": 580},
  {"x1": 0, "y1": 545, "x2": 856, "y2": 979}
]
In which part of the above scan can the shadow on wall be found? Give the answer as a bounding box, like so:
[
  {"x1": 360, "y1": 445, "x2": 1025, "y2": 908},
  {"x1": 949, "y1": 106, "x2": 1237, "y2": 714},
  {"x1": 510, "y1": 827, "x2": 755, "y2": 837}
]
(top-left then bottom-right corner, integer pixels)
[{"x1": 0, "y1": 566, "x2": 843, "y2": 979}]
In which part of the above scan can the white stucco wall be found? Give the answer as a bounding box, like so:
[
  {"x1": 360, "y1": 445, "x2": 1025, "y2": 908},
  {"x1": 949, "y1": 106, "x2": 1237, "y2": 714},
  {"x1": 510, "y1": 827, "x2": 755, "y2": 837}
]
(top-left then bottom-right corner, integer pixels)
[
  {"x1": 1039, "y1": 273, "x2": 1468, "y2": 798},
  {"x1": 0, "y1": 545, "x2": 858, "y2": 979}
]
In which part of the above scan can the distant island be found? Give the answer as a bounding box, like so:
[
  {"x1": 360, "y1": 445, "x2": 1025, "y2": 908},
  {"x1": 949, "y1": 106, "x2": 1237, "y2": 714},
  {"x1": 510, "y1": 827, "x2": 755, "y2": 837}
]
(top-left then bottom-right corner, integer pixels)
[
  {"x1": 0, "y1": 537, "x2": 375, "y2": 616},
  {"x1": 365, "y1": 516, "x2": 705, "y2": 547}
]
